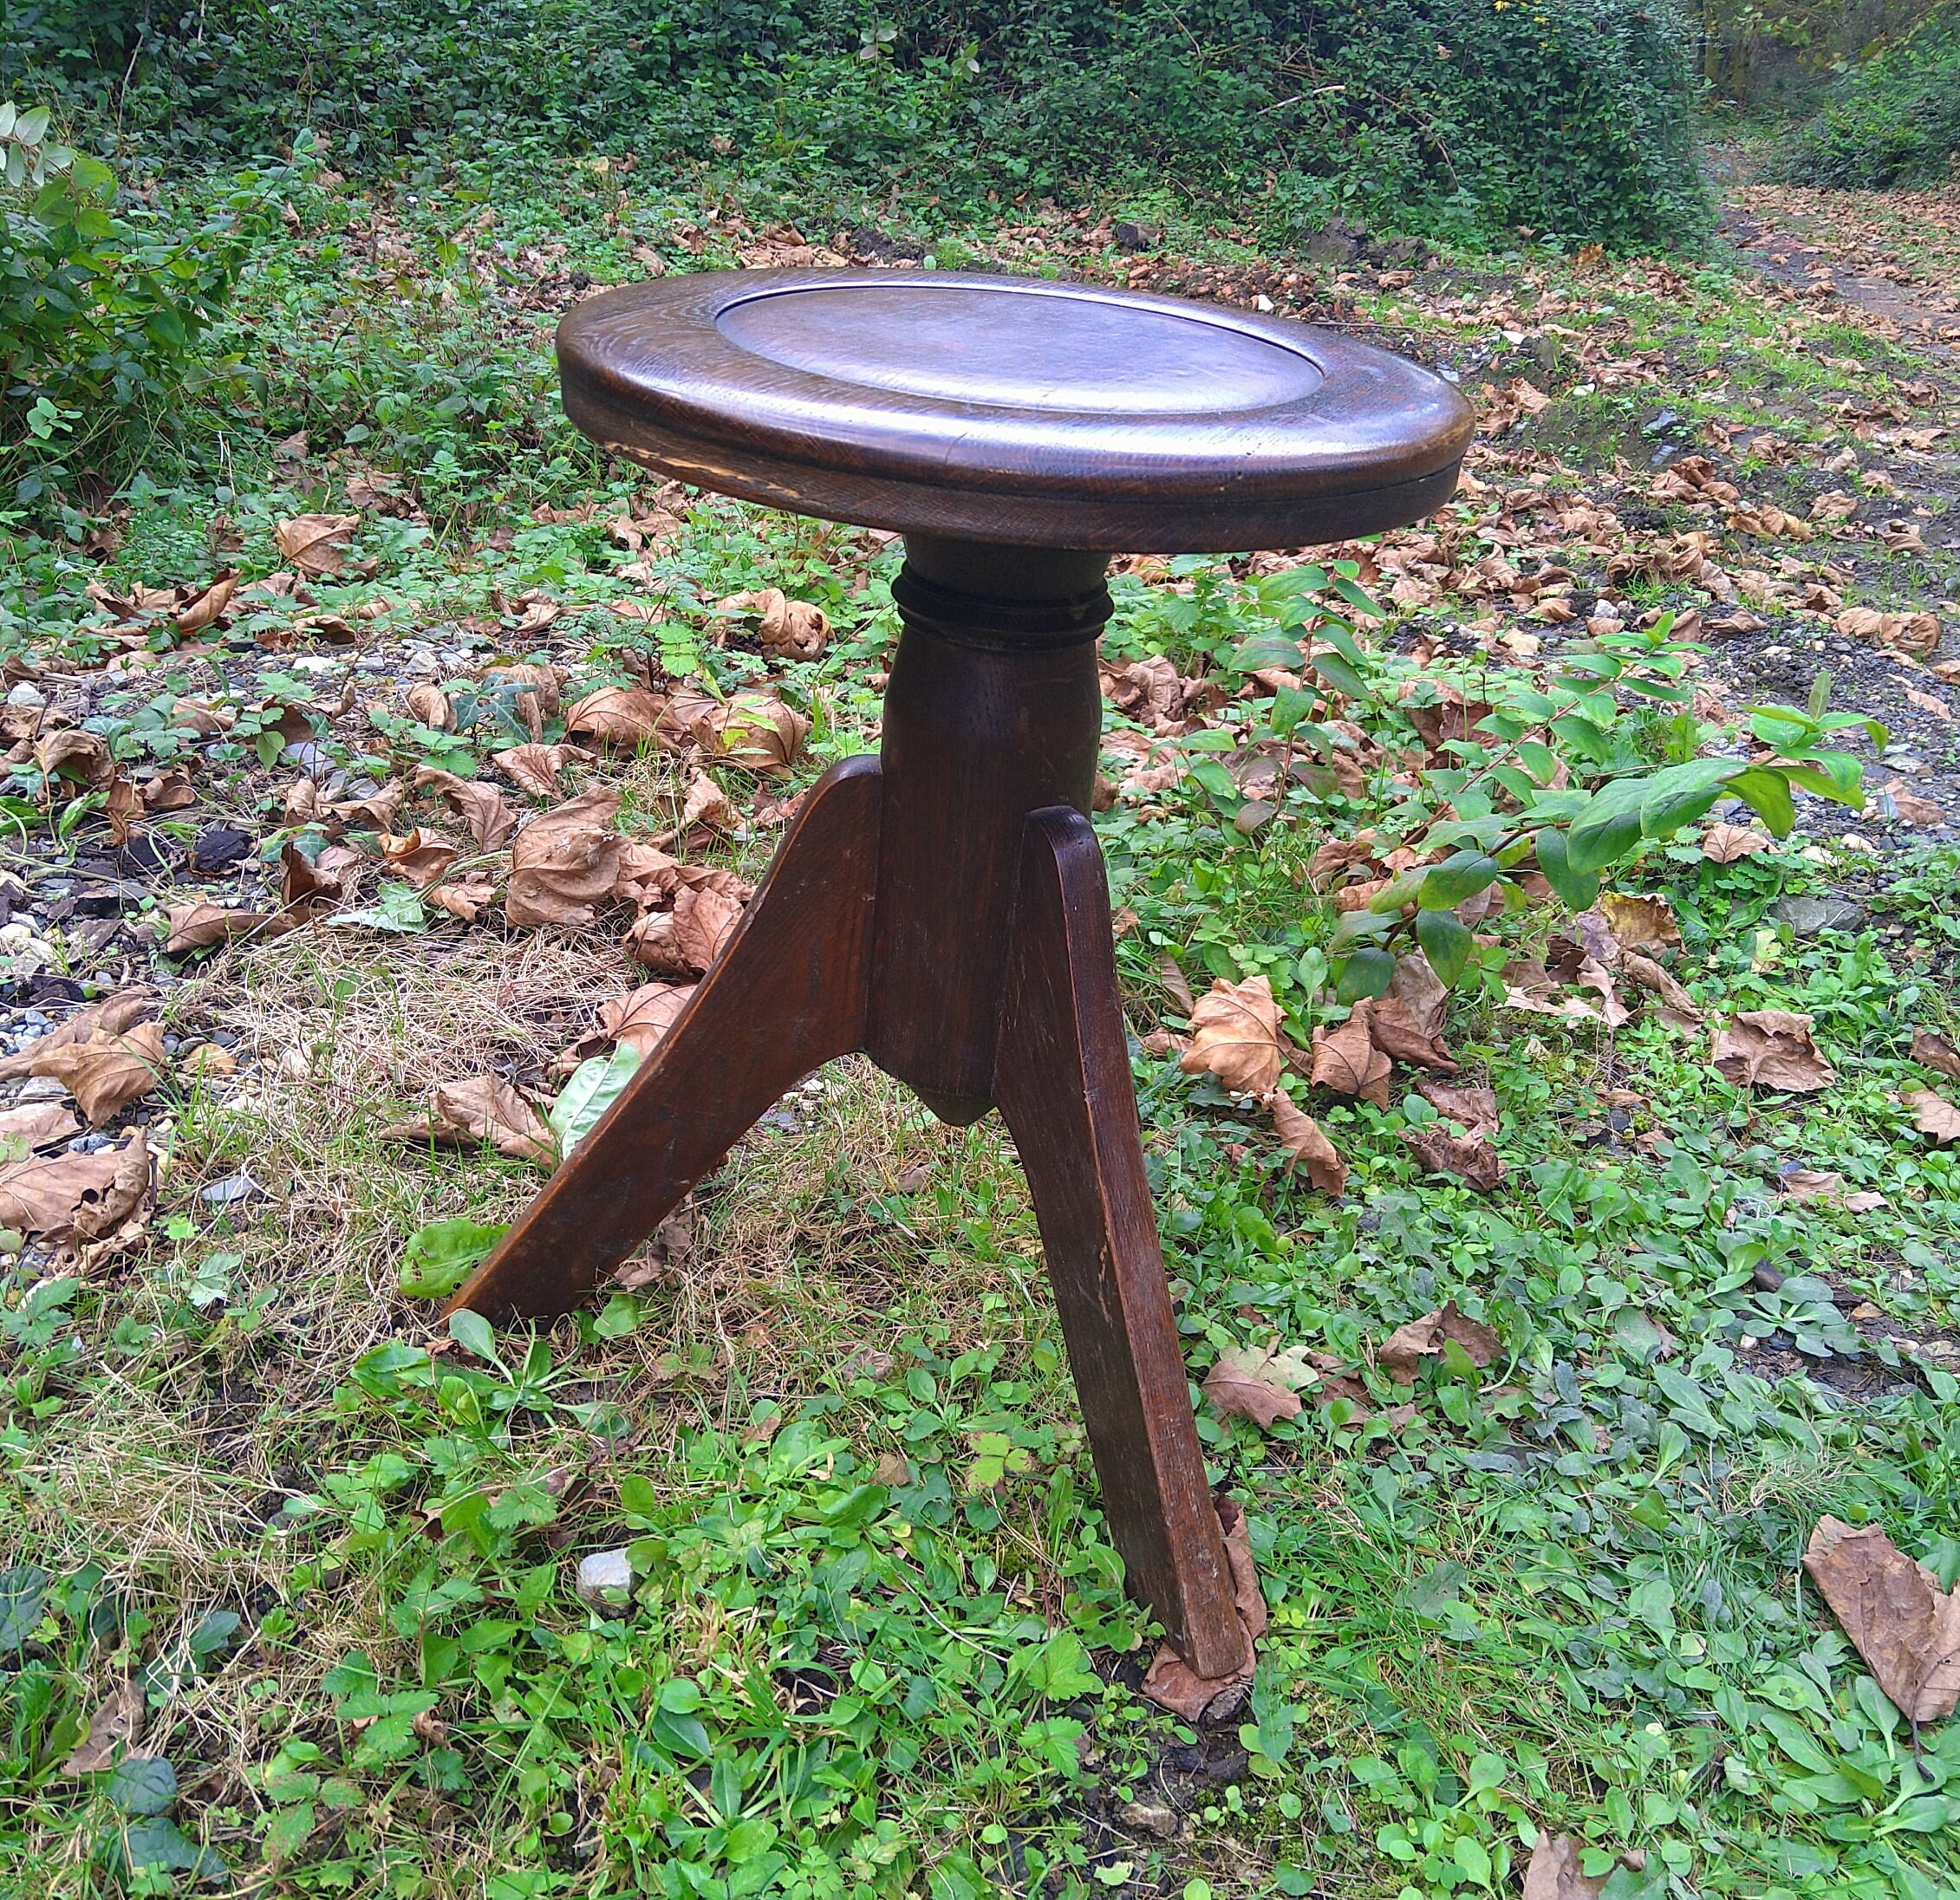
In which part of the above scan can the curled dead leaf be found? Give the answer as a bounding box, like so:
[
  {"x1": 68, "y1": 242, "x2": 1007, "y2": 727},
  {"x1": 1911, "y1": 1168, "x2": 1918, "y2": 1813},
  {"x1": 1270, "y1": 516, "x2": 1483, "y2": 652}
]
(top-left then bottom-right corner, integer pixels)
[
  {"x1": 1401, "y1": 1123, "x2": 1505, "y2": 1190},
  {"x1": 1377, "y1": 1301, "x2": 1501, "y2": 1382},
  {"x1": 1906, "y1": 1089, "x2": 1960, "y2": 1143},
  {"x1": 29, "y1": 1021, "x2": 168, "y2": 1126},
  {"x1": 60, "y1": 1680, "x2": 145, "y2": 1776},
  {"x1": 1910, "y1": 1029, "x2": 1960, "y2": 1083},
  {"x1": 624, "y1": 883, "x2": 741, "y2": 975},
  {"x1": 1140, "y1": 1496, "x2": 1262, "y2": 1716},
  {"x1": 566, "y1": 686, "x2": 667, "y2": 750},
  {"x1": 1703, "y1": 822, "x2": 1774, "y2": 863},
  {"x1": 1310, "y1": 1005, "x2": 1392, "y2": 1107},
  {"x1": 0, "y1": 990, "x2": 153, "y2": 1083},
  {"x1": 1179, "y1": 976, "x2": 1283, "y2": 1097},
  {"x1": 413, "y1": 767, "x2": 516, "y2": 850},
  {"x1": 1415, "y1": 1079, "x2": 1499, "y2": 1138},
  {"x1": 164, "y1": 903, "x2": 275, "y2": 956},
  {"x1": 1265, "y1": 1089, "x2": 1346, "y2": 1194},
  {"x1": 34, "y1": 729, "x2": 115, "y2": 791},
  {"x1": 1595, "y1": 891, "x2": 1679, "y2": 954},
  {"x1": 405, "y1": 682, "x2": 455, "y2": 731},
  {"x1": 382, "y1": 1077, "x2": 556, "y2": 1166},
  {"x1": 427, "y1": 877, "x2": 498, "y2": 924},
  {"x1": 717, "y1": 587, "x2": 830, "y2": 660},
  {"x1": 0, "y1": 1103, "x2": 82, "y2": 1148},
  {"x1": 174, "y1": 570, "x2": 238, "y2": 637},
  {"x1": 0, "y1": 1129, "x2": 150, "y2": 1241},
  {"x1": 1622, "y1": 952, "x2": 1702, "y2": 1026},
  {"x1": 506, "y1": 786, "x2": 622, "y2": 928},
  {"x1": 1803, "y1": 1517, "x2": 1960, "y2": 1724},
  {"x1": 1711, "y1": 1010, "x2": 1835, "y2": 1093},
  {"x1": 274, "y1": 511, "x2": 360, "y2": 577},
  {"x1": 494, "y1": 743, "x2": 596, "y2": 799}
]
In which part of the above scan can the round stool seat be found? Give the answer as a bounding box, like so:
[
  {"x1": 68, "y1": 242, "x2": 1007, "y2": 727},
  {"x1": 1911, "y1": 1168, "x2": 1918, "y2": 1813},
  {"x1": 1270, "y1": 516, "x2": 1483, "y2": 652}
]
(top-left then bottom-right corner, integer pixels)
[{"x1": 558, "y1": 270, "x2": 1473, "y2": 550}]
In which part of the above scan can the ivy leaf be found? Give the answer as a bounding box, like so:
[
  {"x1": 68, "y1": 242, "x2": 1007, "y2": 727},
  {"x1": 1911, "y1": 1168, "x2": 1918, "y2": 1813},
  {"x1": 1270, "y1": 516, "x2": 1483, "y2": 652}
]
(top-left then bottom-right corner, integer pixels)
[
  {"x1": 105, "y1": 1755, "x2": 177, "y2": 1817},
  {"x1": 0, "y1": 1565, "x2": 49, "y2": 1653}
]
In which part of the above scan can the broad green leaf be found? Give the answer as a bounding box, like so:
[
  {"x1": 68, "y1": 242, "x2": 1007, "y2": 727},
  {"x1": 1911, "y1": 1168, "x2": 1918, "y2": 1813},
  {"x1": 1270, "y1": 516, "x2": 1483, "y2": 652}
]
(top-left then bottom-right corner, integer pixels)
[
  {"x1": 1335, "y1": 947, "x2": 1396, "y2": 1003},
  {"x1": 398, "y1": 1219, "x2": 506, "y2": 1300},
  {"x1": 1308, "y1": 651, "x2": 1369, "y2": 700},
  {"x1": 446, "y1": 1309, "x2": 500, "y2": 1367},
  {"x1": 115, "y1": 1815, "x2": 225, "y2": 1881},
  {"x1": 106, "y1": 1756, "x2": 177, "y2": 1817},
  {"x1": 1727, "y1": 766, "x2": 1796, "y2": 836},
  {"x1": 0, "y1": 1565, "x2": 49, "y2": 1652},
  {"x1": 1565, "y1": 778, "x2": 1649, "y2": 876},
  {"x1": 549, "y1": 1044, "x2": 642, "y2": 1157},
  {"x1": 1533, "y1": 828, "x2": 1601, "y2": 910},
  {"x1": 1416, "y1": 908, "x2": 1474, "y2": 986},
  {"x1": 1638, "y1": 758, "x2": 1736, "y2": 838},
  {"x1": 1418, "y1": 850, "x2": 1500, "y2": 908}
]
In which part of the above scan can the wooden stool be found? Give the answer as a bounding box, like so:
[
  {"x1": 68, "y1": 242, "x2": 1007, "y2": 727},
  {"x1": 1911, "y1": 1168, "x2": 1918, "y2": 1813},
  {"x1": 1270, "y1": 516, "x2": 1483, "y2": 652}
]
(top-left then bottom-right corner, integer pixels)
[{"x1": 451, "y1": 271, "x2": 1472, "y2": 1676}]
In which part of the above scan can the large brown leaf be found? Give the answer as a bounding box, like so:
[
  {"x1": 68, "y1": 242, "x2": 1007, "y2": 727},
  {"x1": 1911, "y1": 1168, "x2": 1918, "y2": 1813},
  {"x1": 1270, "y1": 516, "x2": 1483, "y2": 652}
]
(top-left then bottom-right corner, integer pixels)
[
  {"x1": 60, "y1": 1681, "x2": 145, "y2": 1776},
  {"x1": 29, "y1": 1021, "x2": 168, "y2": 1125},
  {"x1": 1703, "y1": 823, "x2": 1774, "y2": 863},
  {"x1": 377, "y1": 828, "x2": 460, "y2": 891},
  {"x1": 1522, "y1": 1834, "x2": 1605, "y2": 1900},
  {"x1": 1594, "y1": 891, "x2": 1680, "y2": 954},
  {"x1": 1911, "y1": 1029, "x2": 1960, "y2": 1083},
  {"x1": 1368, "y1": 954, "x2": 1457, "y2": 1071},
  {"x1": 1266, "y1": 1089, "x2": 1346, "y2": 1194},
  {"x1": 1402, "y1": 1124, "x2": 1506, "y2": 1190},
  {"x1": 716, "y1": 587, "x2": 830, "y2": 660},
  {"x1": 1803, "y1": 1518, "x2": 1960, "y2": 1723},
  {"x1": 1139, "y1": 1497, "x2": 1262, "y2": 1717},
  {"x1": 414, "y1": 767, "x2": 516, "y2": 850},
  {"x1": 1310, "y1": 1005, "x2": 1392, "y2": 1107},
  {"x1": 0, "y1": 990, "x2": 153, "y2": 1082},
  {"x1": 624, "y1": 884, "x2": 741, "y2": 975},
  {"x1": 0, "y1": 1103, "x2": 82, "y2": 1148},
  {"x1": 382, "y1": 1077, "x2": 556, "y2": 1166},
  {"x1": 667, "y1": 689, "x2": 811, "y2": 774},
  {"x1": 506, "y1": 786, "x2": 622, "y2": 928},
  {"x1": 493, "y1": 742, "x2": 596, "y2": 799},
  {"x1": 274, "y1": 511, "x2": 359, "y2": 576},
  {"x1": 566, "y1": 686, "x2": 667, "y2": 749},
  {"x1": 1378, "y1": 1301, "x2": 1501, "y2": 1382},
  {"x1": 34, "y1": 729, "x2": 115, "y2": 790},
  {"x1": 1178, "y1": 976, "x2": 1282, "y2": 1097},
  {"x1": 0, "y1": 1130, "x2": 151, "y2": 1240},
  {"x1": 1711, "y1": 1010, "x2": 1836, "y2": 1092},
  {"x1": 1201, "y1": 1343, "x2": 1316, "y2": 1428},
  {"x1": 1906, "y1": 1089, "x2": 1960, "y2": 1143},
  {"x1": 164, "y1": 902, "x2": 275, "y2": 955},
  {"x1": 1415, "y1": 1079, "x2": 1499, "y2": 1138}
]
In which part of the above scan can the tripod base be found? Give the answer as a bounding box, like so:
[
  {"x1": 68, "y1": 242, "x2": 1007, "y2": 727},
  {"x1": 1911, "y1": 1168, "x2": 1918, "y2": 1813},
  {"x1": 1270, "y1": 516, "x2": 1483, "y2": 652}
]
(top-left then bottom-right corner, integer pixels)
[{"x1": 447, "y1": 755, "x2": 1250, "y2": 1677}]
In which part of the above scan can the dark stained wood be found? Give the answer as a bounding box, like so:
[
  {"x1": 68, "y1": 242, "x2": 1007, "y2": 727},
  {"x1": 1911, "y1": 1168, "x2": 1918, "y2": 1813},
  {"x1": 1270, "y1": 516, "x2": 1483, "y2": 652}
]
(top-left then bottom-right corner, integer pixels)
[
  {"x1": 993, "y1": 806, "x2": 1248, "y2": 1679},
  {"x1": 865, "y1": 541, "x2": 1110, "y2": 1118},
  {"x1": 446, "y1": 756, "x2": 882, "y2": 1321},
  {"x1": 559, "y1": 270, "x2": 1474, "y2": 551}
]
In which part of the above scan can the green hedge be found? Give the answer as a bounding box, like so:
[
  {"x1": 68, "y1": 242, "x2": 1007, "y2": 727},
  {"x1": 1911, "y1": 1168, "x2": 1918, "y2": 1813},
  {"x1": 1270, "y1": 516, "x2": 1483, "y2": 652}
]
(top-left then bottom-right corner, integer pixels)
[
  {"x1": 10, "y1": 0, "x2": 1711, "y2": 251},
  {"x1": 1784, "y1": 4, "x2": 1960, "y2": 186}
]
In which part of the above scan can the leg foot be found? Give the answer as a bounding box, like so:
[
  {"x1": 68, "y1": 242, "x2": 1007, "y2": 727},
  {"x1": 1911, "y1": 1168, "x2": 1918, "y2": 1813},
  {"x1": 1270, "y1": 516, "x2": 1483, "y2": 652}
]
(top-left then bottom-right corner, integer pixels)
[
  {"x1": 993, "y1": 808, "x2": 1248, "y2": 1678},
  {"x1": 446, "y1": 756, "x2": 883, "y2": 1320}
]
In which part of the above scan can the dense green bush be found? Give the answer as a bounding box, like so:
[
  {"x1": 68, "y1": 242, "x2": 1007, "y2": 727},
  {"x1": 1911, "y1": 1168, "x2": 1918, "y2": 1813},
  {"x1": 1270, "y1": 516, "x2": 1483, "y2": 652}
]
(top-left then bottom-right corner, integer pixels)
[
  {"x1": 1784, "y1": 3, "x2": 1960, "y2": 185},
  {"x1": 13, "y1": 0, "x2": 1710, "y2": 251}
]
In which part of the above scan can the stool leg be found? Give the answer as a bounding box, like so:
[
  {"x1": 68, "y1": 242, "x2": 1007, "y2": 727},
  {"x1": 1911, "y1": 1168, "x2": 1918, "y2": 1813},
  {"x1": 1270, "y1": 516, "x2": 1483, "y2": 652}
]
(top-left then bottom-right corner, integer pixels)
[
  {"x1": 446, "y1": 756, "x2": 883, "y2": 1321},
  {"x1": 994, "y1": 807, "x2": 1250, "y2": 1680}
]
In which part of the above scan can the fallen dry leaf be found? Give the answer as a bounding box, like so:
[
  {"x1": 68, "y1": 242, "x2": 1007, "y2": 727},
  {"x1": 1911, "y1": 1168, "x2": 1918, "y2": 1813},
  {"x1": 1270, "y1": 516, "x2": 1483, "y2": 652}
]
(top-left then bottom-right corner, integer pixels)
[
  {"x1": 1911, "y1": 1030, "x2": 1960, "y2": 1083},
  {"x1": 625, "y1": 883, "x2": 741, "y2": 975},
  {"x1": 60, "y1": 1681, "x2": 145, "y2": 1777},
  {"x1": 1623, "y1": 952, "x2": 1703, "y2": 1026},
  {"x1": 1367, "y1": 955, "x2": 1457, "y2": 1071},
  {"x1": 173, "y1": 571, "x2": 238, "y2": 637},
  {"x1": 1201, "y1": 1343, "x2": 1319, "y2": 1428},
  {"x1": 274, "y1": 511, "x2": 359, "y2": 576},
  {"x1": 379, "y1": 829, "x2": 461, "y2": 891},
  {"x1": 1179, "y1": 976, "x2": 1283, "y2": 1097},
  {"x1": 414, "y1": 767, "x2": 516, "y2": 850},
  {"x1": 0, "y1": 991, "x2": 153, "y2": 1083},
  {"x1": 506, "y1": 786, "x2": 622, "y2": 928},
  {"x1": 140, "y1": 769, "x2": 198, "y2": 813},
  {"x1": 602, "y1": 983, "x2": 695, "y2": 1057},
  {"x1": 1521, "y1": 1834, "x2": 1605, "y2": 1900},
  {"x1": 164, "y1": 902, "x2": 275, "y2": 955},
  {"x1": 1906, "y1": 1089, "x2": 1960, "y2": 1143},
  {"x1": 1311, "y1": 1004, "x2": 1392, "y2": 1107},
  {"x1": 1803, "y1": 1517, "x2": 1960, "y2": 1723},
  {"x1": 693, "y1": 691, "x2": 811, "y2": 774},
  {"x1": 0, "y1": 1103, "x2": 82, "y2": 1148},
  {"x1": 1595, "y1": 891, "x2": 1680, "y2": 954},
  {"x1": 1401, "y1": 1124, "x2": 1505, "y2": 1190},
  {"x1": 383, "y1": 1077, "x2": 556, "y2": 1166},
  {"x1": 494, "y1": 742, "x2": 596, "y2": 799},
  {"x1": 1711, "y1": 1010, "x2": 1836, "y2": 1092},
  {"x1": 29, "y1": 1021, "x2": 168, "y2": 1126},
  {"x1": 1703, "y1": 822, "x2": 1774, "y2": 863},
  {"x1": 717, "y1": 587, "x2": 830, "y2": 660},
  {"x1": 566, "y1": 686, "x2": 667, "y2": 749},
  {"x1": 427, "y1": 877, "x2": 498, "y2": 924},
  {"x1": 34, "y1": 729, "x2": 115, "y2": 791},
  {"x1": 1415, "y1": 1079, "x2": 1499, "y2": 1137},
  {"x1": 1378, "y1": 1301, "x2": 1501, "y2": 1382},
  {"x1": 1881, "y1": 778, "x2": 1945, "y2": 826},
  {"x1": 0, "y1": 1130, "x2": 150, "y2": 1241},
  {"x1": 1266, "y1": 1089, "x2": 1346, "y2": 1194}
]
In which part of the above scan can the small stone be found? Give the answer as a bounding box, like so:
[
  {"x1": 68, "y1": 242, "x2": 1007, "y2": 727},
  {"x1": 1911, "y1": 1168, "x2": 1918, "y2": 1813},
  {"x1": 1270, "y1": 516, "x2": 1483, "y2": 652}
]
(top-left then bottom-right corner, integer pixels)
[
  {"x1": 1752, "y1": 1262, "x2": 1785, "y2": 1293},
  {"x1": 6, "y1": 681, "x2": 46, "y2": 710},
  {"x1": 1773, "y1": 895, "x2": 1866, "y2": 937},
  {"x1": 575, "y1": 1548, "x2": 634, "y2": 1614},
  {"x1": 1117, "y1": 1799, "x2": 1181, "y2": 1840}
]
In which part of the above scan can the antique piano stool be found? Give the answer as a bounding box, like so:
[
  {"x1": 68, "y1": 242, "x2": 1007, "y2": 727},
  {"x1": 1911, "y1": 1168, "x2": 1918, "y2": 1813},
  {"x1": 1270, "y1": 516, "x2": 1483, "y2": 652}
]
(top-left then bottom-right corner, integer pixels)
[{"x1": 448, "y1": 270, "x2": 1472, "y2": 1676}]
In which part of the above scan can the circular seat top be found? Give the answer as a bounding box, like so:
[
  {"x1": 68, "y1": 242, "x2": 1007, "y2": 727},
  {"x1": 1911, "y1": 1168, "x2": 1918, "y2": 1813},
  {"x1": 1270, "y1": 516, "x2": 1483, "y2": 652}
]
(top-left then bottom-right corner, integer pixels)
[{"x1": 557, "y1": 270, "x2": 1473, "y2": 552}]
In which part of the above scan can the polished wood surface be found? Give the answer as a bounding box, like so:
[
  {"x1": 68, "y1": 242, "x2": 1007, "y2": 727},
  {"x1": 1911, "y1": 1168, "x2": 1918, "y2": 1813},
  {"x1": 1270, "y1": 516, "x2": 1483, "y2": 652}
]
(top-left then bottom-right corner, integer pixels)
[
  {"x1": 559, "y1": 270, "x2": 1473, "y2": 550},
  {"x1": 994, "y1": 806, "x2": 1247, "y2": 1677}
]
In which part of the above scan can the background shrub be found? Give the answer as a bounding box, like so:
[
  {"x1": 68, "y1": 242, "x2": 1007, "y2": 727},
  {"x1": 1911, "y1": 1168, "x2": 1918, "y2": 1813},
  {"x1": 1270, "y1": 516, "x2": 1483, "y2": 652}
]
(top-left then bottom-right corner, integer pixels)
[
  {"x1": 1783, "y1": 3, "x2": 1960, "y2": 185},
  {"x1": 11, "y1": 0, "x2": 1712, "y2": 252}
]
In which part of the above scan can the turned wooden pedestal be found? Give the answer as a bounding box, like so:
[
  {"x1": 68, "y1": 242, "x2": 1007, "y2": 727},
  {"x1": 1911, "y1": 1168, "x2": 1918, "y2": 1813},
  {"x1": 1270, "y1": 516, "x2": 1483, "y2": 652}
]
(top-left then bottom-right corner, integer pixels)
[{"x1": 448, "y1": 270, "x2": 1472, "y2": 1676}]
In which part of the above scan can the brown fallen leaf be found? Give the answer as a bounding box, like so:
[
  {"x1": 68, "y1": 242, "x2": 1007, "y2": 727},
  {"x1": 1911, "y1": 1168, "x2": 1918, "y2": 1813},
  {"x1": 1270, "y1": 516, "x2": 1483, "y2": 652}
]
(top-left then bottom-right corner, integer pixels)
[
  {"x1": 179, "y1": 1043, "x2": 238, "y2": 1079},
  {"x1": 677, "y1": 769, "x2": 733, "y2": 837},
  {"x1": 164, "y1": 902, "x2": 275, "y2": 955},
  {"x1": 1906, "y1": 1090, "x2": 1960, "y2": 1143},
  {"x1": 1179, "y1": 976, "x2": 1283, "y2": 1097},
  {"x1": 29, "y1": 1021, "x2": 169, "y2": 1125},
  {"x1": 1401, "y1": 1124, "x2": 1506, "y2": 1190},
  {"x1": 1595, "y1": 891, "x2": 1680, "y2": 954},
  {"x1": 1201, "y1": 1344, "x2": 1313, "y2": 1427},
  {"x1": 1703, "y1": 822, "x2": 1774, "y2": 863},
  {"x1": 1711, "y1": 1010, "x2": 1836, "y2": 1092},
  {"x1": 0, "y1": 1130, "x2": 150, "y2": 1241},
  {"x1": 413, "y1": 767, "x2": 516, "y2": 850},
  {"x1": 602, "y1": 983, "x2": 695, "y2": 1058},
  {"x1": 1780, "y1": 1168, "x2": 1847, "y2": 1202},
  {"x1": 625, "y1": 883, "x2": 741, "y2": 975},
  {"x1": 425, "y1": 878, "x2": 496, "y2": 923},
  {"x1": 34, "y1": 729, "x2": 115, "y2": 790},
  {"x1": 665, "y1": 689, "x2": 810, "y2": 774},
  {"x1": 1881, "y1": 778, "x2": 1946, "y2": 827},
  {"x1": 1140, "y1": 1497, "x2": 1262, "y2": 1717},
  {"x1": 140, "y1": 769, "x2": 198, "y2": 813},
  {"x1": 274, "y1": 511, "x2": 360, "y2": 577},
  {"x1": 506, "y1": 786, "x2": 622, "y2": 928},
  {"x1": 0, "y1": 1103, "x2": 82, "y2": 1148},
  {"x1": 716, "y1": 587, "x2": 830, "y2": 661},
  {"x1": 566, "y1": 686, "x2": 667, "y2": 749},
  {"x1": 1377, "y1": 1301, "x2": 1501, "y2": 1382},
  {"x1": 1310, "y1": 1004, "x2": 1392, "y2": 1107},
  {"x1": 493, "y1": 742, "x2": 596, "y2": 799},
  {"x1": 1367, "y1": 955, "x2": 1457, "y2": 1071},
  {"x1": 174, "y1": 570, "x2": 238, "y2": 637},
  {"x1": 1622, "y1": 952, "x2": 1703, "y2": 1026},
  {"x1": 0, "y1": 990, "x2": 153, "y2": 1083},
  {"x1": 104, "y1": 774, "x2": 142, "y2": 847},
  {"x1": 1911, "y1": 1030, "x2": 1960, "y2": 1083},
  {"x1": 1522, "y1": 1834, "x2": 1605, "y2": 1900},
  {"x1": 1265, "y1": 1089, "x2": 1346, "y2": 1194},
  {"x1": 1415, "y1": 1079, "x2": 1499, "y2": 1138},
  {"x1": 405, "y1": 682, "x2": 454, "y2": 731},
  {"x1": 382, "y1": 1077, "x2": 556, "y2": 1166},
  {"x1": 61, "y1": 1681, "x2": 145, "y2": 1776},
  {"x1": 1803, "y1": 1517, "x2": 1960, "y2": 1723}
]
